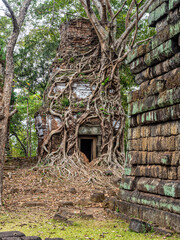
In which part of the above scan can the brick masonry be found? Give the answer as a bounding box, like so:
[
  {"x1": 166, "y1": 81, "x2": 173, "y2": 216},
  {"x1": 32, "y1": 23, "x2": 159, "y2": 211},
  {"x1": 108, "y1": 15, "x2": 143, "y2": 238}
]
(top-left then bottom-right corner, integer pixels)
[{"x1": 119, "y1": 0, "x2": 180, "y2": 233}]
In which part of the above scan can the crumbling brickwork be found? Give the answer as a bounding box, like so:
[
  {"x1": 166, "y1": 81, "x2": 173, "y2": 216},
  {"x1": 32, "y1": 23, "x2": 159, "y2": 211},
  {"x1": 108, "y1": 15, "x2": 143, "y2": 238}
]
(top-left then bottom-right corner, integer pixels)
[
  {"x1": 35, "y1": 19, "x2": 102, "y2": 160},
  {"x1": 119, "y1": 0, "x2": 180, "y2": 233}
]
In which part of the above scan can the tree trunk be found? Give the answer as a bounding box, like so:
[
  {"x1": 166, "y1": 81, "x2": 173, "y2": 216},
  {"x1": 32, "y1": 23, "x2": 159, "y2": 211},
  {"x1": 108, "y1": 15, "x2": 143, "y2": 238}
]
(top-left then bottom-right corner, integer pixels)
[
  {"x1": 27, "y1": 98, "x2": 29, "y2": 157},
  {"x1": 12, "y1": 131, "x2": 27, "y2": 156},
  {"x1": 29, "y1": 118, "x2": 32, "y2": 157},
  {"x1": 0, "y1": 0, "x2": 32, "y2": 206}
]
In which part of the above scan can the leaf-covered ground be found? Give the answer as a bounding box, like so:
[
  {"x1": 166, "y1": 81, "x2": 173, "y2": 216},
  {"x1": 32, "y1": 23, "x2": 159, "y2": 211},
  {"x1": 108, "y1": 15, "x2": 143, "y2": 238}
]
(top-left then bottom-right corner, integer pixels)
[{"x1": 0, "y1": 159, "x2": 179, "y2": 240}]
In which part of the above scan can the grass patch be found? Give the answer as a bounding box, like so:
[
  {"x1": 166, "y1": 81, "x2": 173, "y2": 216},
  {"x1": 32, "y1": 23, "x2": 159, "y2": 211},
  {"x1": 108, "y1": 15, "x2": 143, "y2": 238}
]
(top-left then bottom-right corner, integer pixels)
[{"x1": 0, "y1": 209, "x2": 179, "y2": 240}]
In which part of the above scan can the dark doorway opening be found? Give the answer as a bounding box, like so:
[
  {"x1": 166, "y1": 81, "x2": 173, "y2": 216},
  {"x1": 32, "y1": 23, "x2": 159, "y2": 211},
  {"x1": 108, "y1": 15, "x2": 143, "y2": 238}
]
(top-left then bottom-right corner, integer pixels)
[{"x1": 80, "y1": 139, "x2": 93, "y2": 162}]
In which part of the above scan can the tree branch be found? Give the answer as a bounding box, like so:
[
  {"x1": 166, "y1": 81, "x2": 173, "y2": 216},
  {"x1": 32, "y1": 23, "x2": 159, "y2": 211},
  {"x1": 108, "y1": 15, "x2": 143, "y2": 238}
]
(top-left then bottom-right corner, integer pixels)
[
  {"x1": 17, "y1": 0, "x2": 32, "y2": 28},
  {"x1": 9, "y1": 108, "x2": 17, "y2": 118},
  {"x1": 12, "y1": 131, "x2": 27, "y2": 156},
  {"x1": 115, "y1": 0, "x2": 154, "y2": 53},
  {"x1": 2, "y1": 0, "x2": 19, "y2": 31},
  {"x1": 111, "y1": 0, "x2": 127, "y2": 23},
  {"x1": 79, "y1": 0, "x2": 108, "y2": 46}
]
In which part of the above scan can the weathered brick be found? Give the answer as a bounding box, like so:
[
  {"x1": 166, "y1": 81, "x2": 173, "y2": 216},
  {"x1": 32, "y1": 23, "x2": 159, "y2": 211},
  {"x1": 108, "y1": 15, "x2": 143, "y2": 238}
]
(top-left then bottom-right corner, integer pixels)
[
  {"x1": 128, "y1": 151, "x2": 143, "y2": 165},
  {"x1": 127, "y1": 139, "x2": 141, "y2": 151},
  {"x1": 168, "y1": 6, "x2": 180, "y2": 24},
  {"x1": 135, "y1": 166, "x2": 168, "y2": 179},
  {"x1": 141, "y1": 152, "x2": 147, "y2": 165},
  {"x1": 149, "y1": 2, "x2": 168, "y2": 27},
  {"x1": 129, "y1": 87, "x2": 180, "y2": 116},
  {"x1": 168, "y1": 167, "x2": 177, "y2": 180},
  {"x1": 144, "y1": 40, "x2": 178, "y2": 67},
  {"x1": 124, "y1": 167, "x2": 136, "y2": 176},
  {"x1": 137, "y1": 177, "x2": 160, "y2": 194},
  {"x1": 119, "y1": 188, "x2": 180, "y2": 215},
  {"x1": 127, "y1": 44, "x2": 147, "y2": 64},
  {"x1": 120, "y1": 176, "x2": 136, "y2": 191},
  {"x1": 149, "y1": 0, "x2": 168, "y2": 13},
  {"x1": 130, "y1": 104, "x2": 180, "y2": 128},
  {"x1": 141, "y1": 138, "x2": 148, "y2": 151},
  {"x1": 178, "y1": 166, "x2": 180, "y2": 179},
  {"x1": 116, "y1": 200, "x2": 180, "y2": 233},
  {"x1": 169, "y1": 0, "x2": 180, "y2": 10},
  {"x1": 158, "y1": 181, "x2": 180, "y2": 198},
  {"x1": 130, "y1": 56, "x2": 147, "y2": 74},
  {"x1": 172, "y1": 151, "x2": 180, "y2": 166},
  {"x1": 175, "y1": 135, "x2": 180, "y2": 150}
]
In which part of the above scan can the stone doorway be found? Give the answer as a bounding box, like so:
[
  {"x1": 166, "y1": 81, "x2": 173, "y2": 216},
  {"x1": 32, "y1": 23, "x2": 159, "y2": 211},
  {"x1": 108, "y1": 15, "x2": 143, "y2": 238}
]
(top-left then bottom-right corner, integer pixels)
[{"x1": 79, "y1": 136, "x2": 97, "y2": 162}]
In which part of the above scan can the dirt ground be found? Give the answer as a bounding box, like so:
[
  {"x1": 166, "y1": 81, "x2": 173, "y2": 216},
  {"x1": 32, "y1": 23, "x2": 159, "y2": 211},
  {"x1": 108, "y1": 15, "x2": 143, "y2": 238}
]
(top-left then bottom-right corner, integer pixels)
[{"x1": 2, "y1": 158, "x2": 119, "y2": 220}]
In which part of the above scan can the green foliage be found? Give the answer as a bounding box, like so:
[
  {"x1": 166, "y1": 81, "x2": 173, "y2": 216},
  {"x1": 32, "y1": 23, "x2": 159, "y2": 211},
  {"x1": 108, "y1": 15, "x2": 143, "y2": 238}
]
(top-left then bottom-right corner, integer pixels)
[
  {"x1": 61, "y1": 97, "x2": 70, "y2": 107},
  {"x1": 10, "y1": 90, "x2": 42, "y2": 157},
  {"x1": 70, "y1": 57, "x2": 75, "y2": 63},
  {"x1": 101, "y1": 77, "x2": 110, "y2": 86},
  {"x1": 79, "y1": 101, "x2": 85, "y2": 108},
  {"x1": 58, "y1": 58, "x2": 63, "y2": 63},
  {"x1": 100, "y1": 108, "x2": 109, "y2": 116}
]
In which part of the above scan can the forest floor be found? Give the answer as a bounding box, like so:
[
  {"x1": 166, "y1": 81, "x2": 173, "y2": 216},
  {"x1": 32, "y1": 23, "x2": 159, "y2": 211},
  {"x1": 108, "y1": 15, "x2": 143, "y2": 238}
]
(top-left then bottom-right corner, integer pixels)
[{"x1": 0, "y1": 158, "x2": 179, "y2": 240}]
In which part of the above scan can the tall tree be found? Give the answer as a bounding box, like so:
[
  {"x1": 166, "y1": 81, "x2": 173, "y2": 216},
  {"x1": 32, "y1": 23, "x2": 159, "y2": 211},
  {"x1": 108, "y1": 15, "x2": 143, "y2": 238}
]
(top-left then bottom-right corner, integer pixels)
[{"x1": 0, "y1": 0, "x2": 32, "y2": 206}]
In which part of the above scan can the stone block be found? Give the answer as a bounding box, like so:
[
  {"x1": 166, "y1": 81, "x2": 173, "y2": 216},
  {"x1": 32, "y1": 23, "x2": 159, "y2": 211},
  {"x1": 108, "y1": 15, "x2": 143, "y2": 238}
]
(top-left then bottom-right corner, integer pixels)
[
  {"x1": 117, "y1": 201, "x2": 180, "y2": 233},
  {"x1": 148, "y1": 2, "x2": 168, "y2": 27},
  {"x1": 168, "y1": 167, "x2": 177, "y2": 180},
  {"x1": 135, "y1": 165, "x2": 168, "y2": 179},
  {"x1": 130, "y1": 56, "x2": 147, "y2": 74},
  {"x1": 156, "y1": 16, "x2": 168, "y2": 32},
  {"x1": 90, "y1": 192, "x2": 105, "y2": 202},
  {"x1": 160, "y1": 154, "x2": 171, "y2": 165},
  {"x1": 172, "y1": 151, "x2": 180, "y2": 166},
  {"x1": 128, "y1": 151, "x2": 142, "y2": 165},
  {"x1": 169, "y1": 0, "x2": 180, "y2": 10},
  {"x1": 168, "y1": 6, "x2": 180, "y2": 24},
  {"x1": 175, "y1": 135, "x2": 180, "y2": 150},
  {"x1": 149, "y1": 0, "x2": 168, "y2": 13},
  {"x1": 178, "y1": 166, "x2": 180, "y2": 179},
  {"x1": 141, "y1": 151, "x2": 147, "y2": 165},
  {"x1": 0, "y1": 232, "x2": 25, "y2": 238},
  {"x1": 158, "y1": 181, "x2": 180, "y2": 198},
  {"x1": 129, "y1": 219, "x2": 152, "y2": 233},
  {"x1": 1, "y1": 237, "x2": 22, "y2": 240},
  {"x1": 137, "y1": 177, "x2": 160, "y2": 194},
  {"x1": 141, "y1": 138, "x2": 148, "y2": 151},
  {"x1": 119, "y1": 188, "x2": 180, "y2": 214},
  {"x1": 129, "y1": 87, "x2": 180, "y2": 116},
  {"x1": 128, "y1": 127, "x2": 141, "y2": 139},
  {"x1": 131, "y1": 103, "x2": 180, "y2": 128},
  {"x1": 144, "y1": 40, "x2": 178, "y2": 67},
  {"x1": 23, "y1": 237, "x2": 42, "y2": 240},
  {"x1": 120, "y1": 176, "x2": 136, "y2": 191},
  {"x1": 126, "y1": 44, "x2": 147, "y2": 64},
  {"x1": 127, "y1": 139, "x2": 141, "y2": 151},
  {"x1": 135, "y1": 56, "x2": 180, "y2": 83}
]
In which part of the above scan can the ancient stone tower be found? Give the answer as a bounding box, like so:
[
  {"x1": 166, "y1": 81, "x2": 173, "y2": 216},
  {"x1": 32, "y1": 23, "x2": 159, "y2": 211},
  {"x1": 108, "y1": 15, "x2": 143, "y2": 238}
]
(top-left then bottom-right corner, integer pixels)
[
  {"x1": 119, "y1": 0, "x2": 180, "y2": 233},
  {"x1": 35, "y1": 18, "x2": 123, "y2": 165}
]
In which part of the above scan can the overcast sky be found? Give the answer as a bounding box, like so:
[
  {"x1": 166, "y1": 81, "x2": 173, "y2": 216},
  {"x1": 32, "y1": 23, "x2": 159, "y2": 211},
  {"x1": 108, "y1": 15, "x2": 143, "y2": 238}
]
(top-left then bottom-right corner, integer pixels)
[{"x1": 0, "y1": 0, "x2": 5, "y2": 16}]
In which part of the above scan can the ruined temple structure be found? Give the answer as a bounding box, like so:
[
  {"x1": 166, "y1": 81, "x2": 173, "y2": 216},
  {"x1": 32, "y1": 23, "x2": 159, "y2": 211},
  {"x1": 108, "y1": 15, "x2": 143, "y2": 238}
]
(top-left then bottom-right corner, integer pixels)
[
  {"x1": 35, "y1": 18, "x2": 123, "y2": 164},
  {"x1": 119, "y1": 0, "x2": 180, "y2": 233}
]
